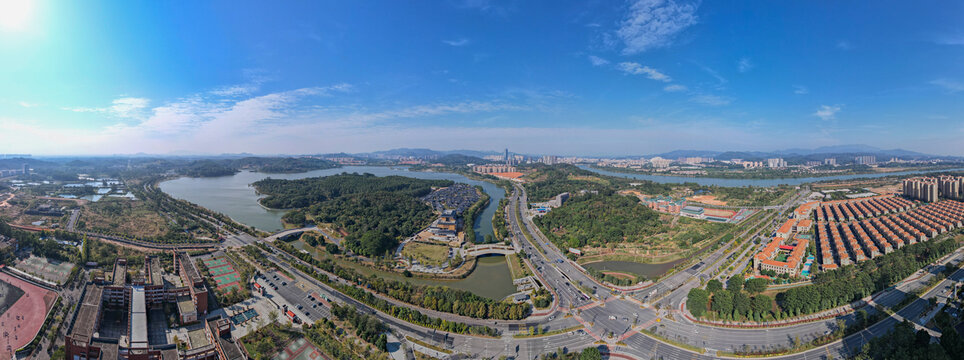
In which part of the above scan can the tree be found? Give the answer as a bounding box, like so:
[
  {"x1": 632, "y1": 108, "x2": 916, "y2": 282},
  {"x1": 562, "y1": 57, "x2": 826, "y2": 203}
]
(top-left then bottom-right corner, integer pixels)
[
  {"x1": 727, "y1": 274, "x2": 745, "y2": 291},
  {"x1": 712, "y1": 290, "x2": 734, "y2": 317},
  {"x1": 745, "y1": 278, "x2": 768, "y2": 294},
  {"x1": 751, "y1": 295, "x2": 772, "y2": 318},
  {"x1": 579, "y1": 346, "x2": 602, "y2": 360},
  {"x1": 707, "y1": 279, "x2": 723, "y2": 293},
  {"x1": 687, "y1": 288, "x2": 710, "y2": 317}
]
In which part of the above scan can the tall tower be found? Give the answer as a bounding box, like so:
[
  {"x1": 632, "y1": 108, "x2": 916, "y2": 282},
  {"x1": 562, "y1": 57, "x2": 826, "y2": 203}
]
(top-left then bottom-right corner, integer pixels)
[
  {"x1": 22, "y1": 163, "x2": 28, "y2": 175},
  {"x1": 504, "y1": 148, "x2": 510, "y2": 166}
]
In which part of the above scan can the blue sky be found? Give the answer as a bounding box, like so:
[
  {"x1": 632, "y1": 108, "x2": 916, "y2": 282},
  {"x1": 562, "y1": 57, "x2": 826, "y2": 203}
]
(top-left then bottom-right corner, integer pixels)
[{"x1": 1, "y1": 0, "x2": 963, "y2": 156}]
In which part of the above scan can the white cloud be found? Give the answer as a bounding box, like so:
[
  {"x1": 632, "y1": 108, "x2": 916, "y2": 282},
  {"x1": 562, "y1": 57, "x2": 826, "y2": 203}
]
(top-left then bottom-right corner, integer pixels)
[
  {"x1": 18, "y1": 101, "x2": 39, "y2": 108},
  {"x1": 663, "y1": 84, "x2": 687, "y2": 92},
  {"x1": 930, "y1": 78, "x2": 964, "y2": 93},
  {"x1": 62, "y1": 97, "x2": 150, "y2": 118},
  {"x1": 110, "y1": 97, "x2": 150, "y2": 118},
  {"x1": 616, "y1": 0, "x2": 699, "y2": 54},
  {"x1": 588, "y1": 55, "x2": 609, "y2": 66},
  {"x1": 692, "y1": 62, "x2": 726, "y2": 84},
  {"x1": 617, "y1": 62, "x2": 671, "y2": 82},
  {"x1": 210, "y1": 84, "x2": 259, "y2": 97},
  {"x1": 689, "y1": 94, "x2": 730, "y2": 106},
  {"x1": 836, "y1": 40, "x2": 851, "y2": 50},
  {"x1": 738, "y1": 57, "x2": 753, "y2": 73},
  {"x1": 813, "y1": 105, "x2": 842, "y2": 120},
  {"x1": 442, "y1": 38, "x2": 470, "y2": 46},
  {"x1": 793, "y1": 85, "x2": 809, "y2": 95}
]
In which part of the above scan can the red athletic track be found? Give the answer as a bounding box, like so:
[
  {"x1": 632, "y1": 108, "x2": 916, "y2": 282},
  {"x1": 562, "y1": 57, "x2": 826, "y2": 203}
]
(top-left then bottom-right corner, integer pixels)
[{"x1": 0, "y1": 271, "x2": 56, "y2": 359}]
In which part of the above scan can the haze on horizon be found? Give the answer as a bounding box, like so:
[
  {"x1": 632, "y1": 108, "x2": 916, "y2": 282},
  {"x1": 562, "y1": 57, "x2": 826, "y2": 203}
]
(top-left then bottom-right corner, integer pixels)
[{"x1": 0, "y1": 0, "x2": 962, "y2": 156}]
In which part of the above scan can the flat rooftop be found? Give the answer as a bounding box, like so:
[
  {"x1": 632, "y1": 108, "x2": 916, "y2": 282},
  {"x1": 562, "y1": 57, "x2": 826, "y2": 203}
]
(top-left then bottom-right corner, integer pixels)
[
  {"x1": 146, "y1": 256, "x2": 164, "y2": 287},
  {"x1": 178, "y1": 253, "x2": 202, "y2": 284},
  {"x1": 112, "y1": 259, "x2": 127, "y2": 286},
  {"x1": 176, "y1": 295, "x2": 196, "y2": 315},
  {"x1": 69, "y1": 284, "x2": 104, "y2": 340},
  {"x1": 130, "y1": 286, "x2": 148, "y2": 346}
]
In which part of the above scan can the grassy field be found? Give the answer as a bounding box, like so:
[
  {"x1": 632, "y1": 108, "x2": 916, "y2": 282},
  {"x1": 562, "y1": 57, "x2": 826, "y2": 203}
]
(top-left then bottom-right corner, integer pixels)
[
  {"x1": 401, "y1": 242, "x2": 451, "y2": 266},
  {"x1": 505, "y1": 253, "x2": 532, "y2": 280},
  {"x1": 80, "y1": 197, "x2": 168, "y2": 238},
  {"x1": 566, "y1": 174, "x2": 609, "y2": 185}
]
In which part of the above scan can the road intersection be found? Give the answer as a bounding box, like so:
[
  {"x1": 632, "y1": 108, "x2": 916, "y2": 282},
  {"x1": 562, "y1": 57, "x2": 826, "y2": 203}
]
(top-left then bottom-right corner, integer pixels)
[{"x1": 254, "y1": 183, "x2": 964, "y2": 359}]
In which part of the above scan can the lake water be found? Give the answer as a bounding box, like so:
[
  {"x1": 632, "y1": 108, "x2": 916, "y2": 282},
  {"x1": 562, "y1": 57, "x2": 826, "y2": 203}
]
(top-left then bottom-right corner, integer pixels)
[
  {"x1": 580, "y1": 165, "x2": 964, "y2": 187},
  {"x1": 158, "y1": 166, "x2": 505, "y2": 239},
  {"x1": 290, "y1": 239, "x2": 515, "y2": 300},
  {"x1": 159, "y1": 166, "x2": 513, "y2": 299}
]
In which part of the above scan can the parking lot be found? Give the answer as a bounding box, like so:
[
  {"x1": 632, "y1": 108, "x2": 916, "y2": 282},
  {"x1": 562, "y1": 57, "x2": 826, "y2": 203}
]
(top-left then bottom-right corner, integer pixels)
[{"x1": 256, "y1": 270, "x2": 332, "y2": 325}]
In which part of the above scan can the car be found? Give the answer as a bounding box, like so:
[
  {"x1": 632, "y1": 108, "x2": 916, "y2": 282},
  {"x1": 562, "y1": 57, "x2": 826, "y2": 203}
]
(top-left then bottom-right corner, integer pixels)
[
  {"x1": 297, "y1": 304, "x2": 303, "y2": 309},
  {"x1": 608, "y1": 315, "x2": 616, "y2": 320},
  {"x1": 312, "y1": 304, "x2": 317, "y2": 308},
  {"x1": 282, "y1": 282, "x2": 287, "y2": 286}
]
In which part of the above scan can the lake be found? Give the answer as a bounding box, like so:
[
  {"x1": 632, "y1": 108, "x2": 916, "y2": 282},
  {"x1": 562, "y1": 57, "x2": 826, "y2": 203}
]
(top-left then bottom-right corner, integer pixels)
[
  {"x1": 580, "y1": 165, "x2": 964, "y2": 187},
  {"x1": 158, "y1": 166, "x2": 505, "y2": 239}
]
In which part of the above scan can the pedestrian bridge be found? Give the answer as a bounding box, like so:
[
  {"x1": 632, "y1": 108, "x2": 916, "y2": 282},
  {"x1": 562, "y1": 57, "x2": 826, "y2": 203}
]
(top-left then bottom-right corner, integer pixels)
[{"x1": 465, "y1": 244, "x2": 517, "y2": 257}]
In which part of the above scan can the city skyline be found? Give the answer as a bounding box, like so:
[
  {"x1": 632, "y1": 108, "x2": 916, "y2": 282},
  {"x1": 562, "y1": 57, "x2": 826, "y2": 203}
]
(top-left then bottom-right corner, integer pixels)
[{"x1": 1, "y1": 1, "x2": 963, "y2": 156}]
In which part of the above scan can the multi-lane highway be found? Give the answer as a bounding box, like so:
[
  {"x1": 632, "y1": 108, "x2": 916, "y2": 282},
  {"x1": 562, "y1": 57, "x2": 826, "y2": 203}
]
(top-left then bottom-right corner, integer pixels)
[{"x1": 253, "y1": 183, "x2": 963, "y2": 359}]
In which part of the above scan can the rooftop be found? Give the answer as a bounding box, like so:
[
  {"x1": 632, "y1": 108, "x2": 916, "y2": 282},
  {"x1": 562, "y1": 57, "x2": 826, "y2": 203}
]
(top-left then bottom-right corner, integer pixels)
[
  {"x1": 112, "y1": 259, "x2": 128, "y2": 286},
  {"x1": 207, "y1": 317, "x2": 244, "y2": 360},
  {"x1": 69, "y1": 284, "x2": 104, "y2": 340},
  {"x1": 178, "y1": 252, "x2": 202, "y2": 284},
  {"x1": 177, "y1": 295, "x2": 196, "y2": 315},
  {"x1": 130, "y1": 286, "x2": 148, "y2": 347},
  {"x1": 146, "y1": 256, "x2": 164, "y2": 287}
]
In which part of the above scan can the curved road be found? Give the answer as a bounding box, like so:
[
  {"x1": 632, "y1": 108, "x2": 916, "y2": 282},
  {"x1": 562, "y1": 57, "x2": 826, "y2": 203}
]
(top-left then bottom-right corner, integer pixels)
[{"x1": 257, "y1": 184, "x2": 963, "y2": 359}]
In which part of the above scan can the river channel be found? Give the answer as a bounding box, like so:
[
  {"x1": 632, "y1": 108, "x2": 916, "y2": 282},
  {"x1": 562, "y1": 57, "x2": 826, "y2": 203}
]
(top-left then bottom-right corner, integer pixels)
[
  {"x1": 158, "y1": 165, "x2": 514, "y2": 299},
  {"x1": 580, "y1": 165, "x2": 964, "y2": 187}
]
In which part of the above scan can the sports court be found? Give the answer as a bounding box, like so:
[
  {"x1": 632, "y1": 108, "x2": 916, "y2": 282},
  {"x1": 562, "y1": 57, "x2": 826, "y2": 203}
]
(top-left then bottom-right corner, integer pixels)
[
  {"x1": 272, "y1": 337, "x2": 326, "y2": 360},
  {"x1": 0, "y1": 270, "x2": 57, "y2": 359},
  {"x1": 15, "y1": 255, "x2": 74, "y2": 285},
  {"x1": 203, "y1": 258, "x2": 228, "y2": 268},
  {"x1": 203, "y1": 256, "x2": 242, "y2": 291}
]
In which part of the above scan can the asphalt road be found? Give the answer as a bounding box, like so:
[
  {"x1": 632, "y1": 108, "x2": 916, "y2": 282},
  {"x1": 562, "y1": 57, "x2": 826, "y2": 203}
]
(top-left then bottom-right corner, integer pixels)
[{"x1": 250, "y1": 183, "x2": 964, "y2": 359}]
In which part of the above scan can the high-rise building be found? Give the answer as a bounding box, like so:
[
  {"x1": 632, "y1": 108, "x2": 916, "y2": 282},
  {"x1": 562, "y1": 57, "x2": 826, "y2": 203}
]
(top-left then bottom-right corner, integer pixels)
[
  {"x1": 901, "y1": 177, "x2": 963, "y2": 202},
  {"x1": 540, "y1": 155, "x2": 558, "y2": 165},
  {"x1": 22, "y1": 163, "x2": 28, "y2": 175},
  {"x1": 854, "y1": 155, "x2": 876, "y2": 165},
  {"x1": 824, "y1": 158, "x2": 837, "y2": 166},
  {"x1": 504, "y1": 148, "x2": 510, "y2": 165},
  {"x1": 767, "y1": 158, "x2": 787, "y2": 168}
]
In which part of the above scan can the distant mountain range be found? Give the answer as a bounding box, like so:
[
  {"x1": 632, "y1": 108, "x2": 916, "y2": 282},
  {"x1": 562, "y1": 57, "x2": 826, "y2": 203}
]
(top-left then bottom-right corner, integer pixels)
[{"x1": 356, "y1": 148, "x2": 501, "y2": 159}]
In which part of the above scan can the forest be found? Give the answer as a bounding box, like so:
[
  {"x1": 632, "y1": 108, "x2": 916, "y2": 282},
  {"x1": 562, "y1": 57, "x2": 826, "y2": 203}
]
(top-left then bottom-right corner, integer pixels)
[
  {"x1": 255, "y1": 174, "x2": 453, "y2": 257},
  {"x1": 522, "y1": 164, "x2": 675, "y2": 202},
  {"x1": 533, "y1": 193, "x2": 664, "y2": 249}
]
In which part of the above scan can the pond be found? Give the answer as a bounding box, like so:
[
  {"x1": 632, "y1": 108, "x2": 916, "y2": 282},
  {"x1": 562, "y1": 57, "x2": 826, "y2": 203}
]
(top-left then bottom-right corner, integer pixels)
[{"x1": 289, "y1": 239, "x2": 516, "y2": 300}]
